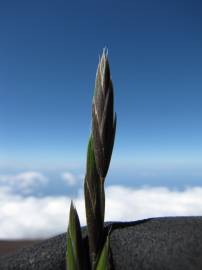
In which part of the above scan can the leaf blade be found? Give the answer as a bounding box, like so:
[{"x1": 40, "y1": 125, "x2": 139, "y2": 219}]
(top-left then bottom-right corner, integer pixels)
[
  {"x1": 66, "y1": 201, "x2": 83, "y2": 270},
  {"x1": 96, "y1": 237, "x2": 109, "y2": 270}
]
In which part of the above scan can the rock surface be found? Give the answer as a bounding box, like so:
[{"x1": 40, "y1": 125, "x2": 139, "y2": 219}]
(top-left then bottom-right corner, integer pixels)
[{"x1": 0, "y1": 217, "x2": 202, "y2": 269}]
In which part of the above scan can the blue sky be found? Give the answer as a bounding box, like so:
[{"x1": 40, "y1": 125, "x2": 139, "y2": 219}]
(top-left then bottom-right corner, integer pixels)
[
  {"x1": 1, "y1": 0, "x2": 202, "y2": 190},
  {"x1": 1, "y1": 0, "x2": 202, "y2": 239}
]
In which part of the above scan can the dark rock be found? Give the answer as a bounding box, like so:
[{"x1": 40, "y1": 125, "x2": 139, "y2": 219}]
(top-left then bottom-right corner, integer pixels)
[
  {"x1": 0, "y1": 217, "x2": 202, "y2": 269},
  {"x1": 0, "y1": 233, "x2": 67, "y2": 270},
  {"x1": 110, "y1": 217, "x2": 202, "y2": 270}
]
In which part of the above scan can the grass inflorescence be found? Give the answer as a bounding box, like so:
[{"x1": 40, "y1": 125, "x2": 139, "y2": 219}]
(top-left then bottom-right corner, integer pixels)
[{"x1": 66, "y1": 49, "x2": 116, "y2": 270}]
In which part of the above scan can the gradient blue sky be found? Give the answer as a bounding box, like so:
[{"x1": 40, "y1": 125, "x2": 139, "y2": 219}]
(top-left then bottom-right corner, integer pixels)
[{"x1": 1, "y1": 0, "x2": 202, "y2": 190}]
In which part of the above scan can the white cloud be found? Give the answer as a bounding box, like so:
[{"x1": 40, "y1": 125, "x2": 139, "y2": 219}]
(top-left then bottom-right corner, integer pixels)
[
  {"x1": 105, "y1": 186, "x2": 202, "y2": 221},
  {"x1": 0, "y1": 189, "x2": 69, "y2": 239},
  {"x1": 61, "y1": 172, "x2": 77, "y2": 186},
  {"x1": 0, "y1": 185, "x2": 202, "y2": 239},
  {"x1": 0, "y1": 171, "x2": 47, "y2": 194}
]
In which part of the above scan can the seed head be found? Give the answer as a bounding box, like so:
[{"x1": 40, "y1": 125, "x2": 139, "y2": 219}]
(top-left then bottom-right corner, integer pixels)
[{"x1": 92, "y1": 49, "x2": 116, "y2": 179}]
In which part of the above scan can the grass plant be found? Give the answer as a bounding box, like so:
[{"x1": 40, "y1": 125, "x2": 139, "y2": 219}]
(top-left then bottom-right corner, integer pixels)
[{"x1": 66, "y1": 49, "x2": 116, "y2": 270}]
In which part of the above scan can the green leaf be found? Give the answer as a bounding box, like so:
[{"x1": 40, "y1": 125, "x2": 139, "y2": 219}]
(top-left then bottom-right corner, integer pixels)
[
  {"x1": 96, "y1": 237, "x2": 109, "y2": 270},
  {"x1": 86, "y1": 135, "x2": 96, "y2": 173},
  {"x1": 66, "y1": 201, "x2": 83, "y2": 270}
]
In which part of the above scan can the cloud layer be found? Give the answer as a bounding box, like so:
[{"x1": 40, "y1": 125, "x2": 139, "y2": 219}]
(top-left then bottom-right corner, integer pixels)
[
  {"x1": 0, "y1": 185, "x2": 202, "y2": 239},
  {"x1": 61, "y1": 172, "x2": 77, "y2": 186},
  {"x1": 0, "y1": 172, "x2": 47, "y2": 194}
]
